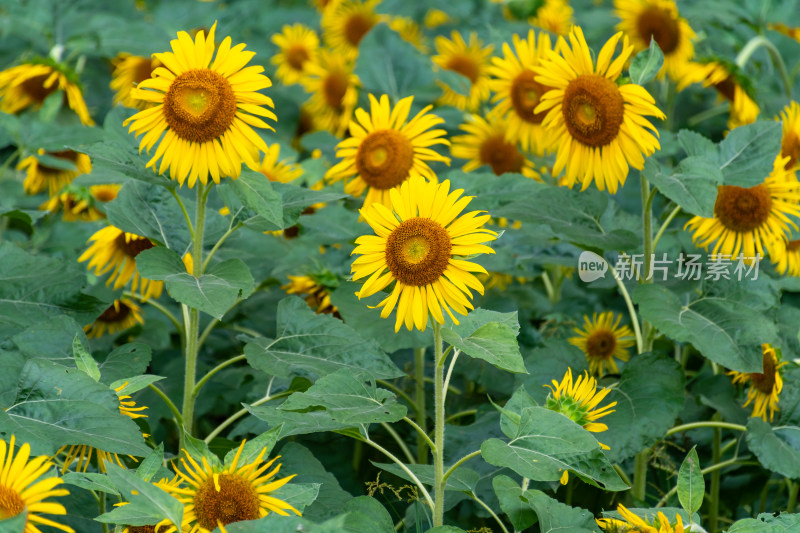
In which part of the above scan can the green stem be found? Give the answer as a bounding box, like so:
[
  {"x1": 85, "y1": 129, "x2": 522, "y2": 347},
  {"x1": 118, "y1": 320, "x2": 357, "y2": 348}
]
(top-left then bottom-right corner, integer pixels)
[
  {"x1": 665, "y1": 421, "x2": 747, "y2": 437},
  {"x1": 362, "y1": 437, "x2": 435, "y2": 512},
  {"x1": 442, "y1": 450, "x2": 481, "y2": 484},
  {"x1": 378, "y1": 380, "x2": 418, "y2": 416},
  {"x1": 736, "y1": 35, "x2": 792, "y2": 98},
  {"x1": 414, "y1": 347, "x2": 428, "y2": 464},
  {"x1": 687, "y1": 104, "x2": 729, "y2": 127},
  {"x1": 126, "y1": 290, "x2": 183, "y2": 336},
  {"x1": 196, "y1": 297, "x2": 243, "y2": 350},
  {"x1": 433, "y1": 321, "x2": 446, "y2": 527},
  {"x1": 170, "y1": 188, "x2": 194, "y2": 239},
  {"x1": 471, "y1": 492, "x2": 510, "y2": 533},
  {"x1": 541, "y1": 271, "x2": 556, "y2": 304},
  {"x1": 640, "y1": 174, "x2": 654, "y2": 352},
  {"x1": 605, "y1": 256, "x2": 643, "y2": 354},
  {"x1": 403, "y1": 417, "x2": 436, "y2": 452},
  {"x1": 193, "y1": 354, "x2": 246, "y2": 397},
  {"x1": 632, "y1": 449, "x2": 649, "y2": 502},
  {"x1": 652, "y1": 205, "x2": 682, "y2": 251},
  {"x1": 445, "y1": 409, "x2": 477, "y2": 424},
  {"x1": 148, "y1": 383, "x2": 183, "y2": 426},
  {"x1": 709, "y1": 414, "x2": 722, "y2": 533},
  {"x1": 202, "y1": 222, "x2": 243, "y2": 271},
  {"x1": 99, "y1": 492, "x2": 108, "y2": 533},
  {"x1": 381, "y1": 422, "x2": 415, "y2": 464},
  {"x1": 787, "y1": 479, "x2": 798, "y2": 513},
  {"x1": 203, "y1": 388, "x2": 292, "y2": 443}
]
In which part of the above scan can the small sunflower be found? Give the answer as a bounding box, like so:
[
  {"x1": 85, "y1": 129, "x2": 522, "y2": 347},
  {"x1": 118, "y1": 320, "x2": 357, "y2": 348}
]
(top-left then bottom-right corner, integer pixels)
[
  {"x1": 351, "y1": 176, "x2": 498, "y2": 332},
  {"x1": 124, "y1": 22, "x2": 276, "y2": 188},
  {"x1": 326, "y1": 93, "x2": 450, "y2": 209},
  {"x1": 79, "y1": 225, "x2": 164, "y2": 300},
  {"x1": 676, "y1": 60, "x2": 758, "y2": 129},
  {"x1": 450, "y1": 111, "x2": 540, "y2": 179},
  {"x1": 614, "y1": 0, "x2": 696, "y2": 82},
  {"x1": 598, "y1": 504, "x2": 685, "y2": 533},
  {"x1": 321, "y1": 0, "x2": 382, "y2": 58},
  {"x1": 0, "y1": 59, "x2": 94, "y2": 125},
  {"x1": 569, "y1": 312, "x2": 635, "y2": 377},
  {"x1": 17, "y1": 149, "x2": 92, "y2": 196},
  {"x1": 533, "y1": 26, "x2": 665, "y2": 193},
  {"x1": 388, "y1": 16, "x2": 428, "y2": 53},
  {"x1": 283, "y1": 274, "x2": 339, "y2": 316},
  {"x1": 300, "y1": 49, "x2": 359, "y2": 137},
  {"x1": 432, "y1": 31, "x2": 494, "y2": 111},
  {"x1": 84, "y1": 298, "x2": 145, "y2": 338},
  {"x1": 729, "y1": 344, "x2": 787, "y2": 422},
  {"x1": 40, "y1": 184, "x2": 119, "y2": 222},
  {"x1": 259, "y1": 143, "x2": 303, "y2": 183},
  {"x1": 684, "y1": 155, "x2": 800, "y2": 265},
  {"x1": 163, "y1": 441, "x2": 301, "y2": 532},
  {"x1": 778, "y1": 101, "x2": 800, "y2": 173},
  {"x1": 110, "y1": 53, "x2": 161, "y2": 109},
  {"x1": 488, "y1": 29, "x2": 555, "y2": 155},
  {"x1": 530, "y1": 0, "x2": 574, "y2": 36},
  {"x1": 0, "y1": 435, "x2": 74, "y2": 533},
  {"x1": 271, "y1": 24, "x2": 320, "y2": 86},
  {"x1": 424, "y1": 8, "x2": 451, "y2": 29},
  {"x1": 775, "y1": 238, "x2": 800, "y2": 276}
]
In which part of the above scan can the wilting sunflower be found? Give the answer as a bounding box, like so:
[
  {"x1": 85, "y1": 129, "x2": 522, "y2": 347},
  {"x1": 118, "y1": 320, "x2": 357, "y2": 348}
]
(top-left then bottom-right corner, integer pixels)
[
  {"x1": 326, "y1": 93, "x2": 450, "y2": 209},
  {"x1": 729, "y1": 344, "x2": 787, "y2": 422},
  {"x1": 614, "y1": 0, "x2": 696, "y2": 82},
  {"x1": 124, "y1": 22, "x2": 276, "y2": 188},
  {"x1": 450, "y1": 111, "x2": 540, "y2": 179},
  {"x1": 432, "y1": 31, "x2": 494, "y2": 111},
  {"x1": 0, "y1": 59, "x2": 94, "y2": 125},
  {"x1": 778, "y1": 101, "x2": 800, "y2": 173},
  {"x1": 676, "y1": 60, "x2": 758, "y2": 129},
  {"x1": 488, "y1": 29, "x2": 555, "y2": 155},
  {"x1": 0, "y1": 435, "x2": 74, "y2": 533},
  {"x1": 684, "y1": 155, "x2": 800, "y2": 265},
  {"x1": 569, "y1": 312, "x2": 635, "y2": 377},
  {"x1": 283, "y1": 274, "x2": 339, "y2": 316},
  {"x1": 40, "y1": 184, "x2": 119, "y2": 222},
  {"x1": 110, "y1": 53, "x2": 161, "y2": 109},
  {"x1": 530, "y1": 0, "x2": 574, "y2": 36},
  {"x1": 301, "y1": 49, "x2": 359, "y2": 137},
  {"x1": 17, "y1": 149, "x2": 92, "y2": 196},
  {"x1": 597, "y1": 504, "x2": 685, "y2": 533},
  {"x1": 84, "y1": 298, "x2": 145, "y2": 338},
  {"x1": 163, "y1": 441, "x2": 301, "y2": 531},
  {"x1": 351, "y1": 176, "x2": 497, "y2": 332},
  {"x1": 79, "y1": 225, "x2": 164, "y2": 300},
  {"x1": 271, "y1": 24, "x2": 320, "y2": 86},
  {"x1": 533, "y1": 27, "x2": 664, "y2": 193},
  {"x1": 321, "y1": 0, "x2": 381, "y2": 58}
]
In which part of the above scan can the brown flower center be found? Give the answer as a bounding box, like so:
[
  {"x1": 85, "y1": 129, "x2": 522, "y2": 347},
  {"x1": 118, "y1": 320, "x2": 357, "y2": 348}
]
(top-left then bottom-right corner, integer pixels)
[
  {"x1": 162, "y1": 69, "x2": 237, "y2": 143},
  {"x1": 510, "y1": 70, "x2": 549, "y2": 124},
  {"x1": 344, "y1": 13, "x2": 375, "y2": 47},
  {"x1": 134, "y1": 58, "x2": 155, "y2": 84},
  {"x1": 636, "y1": 6, "x2": 681, "y2": 54},
  {"x1": 355, "y1": 129, "x2": 414, "y2": 190},
  {"x1": 323, "y1": 71, "x2": 349, "y2": 110},
  {"x1": 585, "y1": 330, "x2": 617, "y2": 359},
  {"x1": 0, "y1": 484, "x2": 25, "y2": 520},
  {"x1": 286, "y1": 45, "x2": 310, "y2": 71},
  {"x1": 787, "y1": 239, "x2": 800, "y2": 252},
  {"x1": 93, "y1": 187, "x2": 118, "y2": 203},
  {"x1": 21, "y1": 73, "x2": 57, "y2": 104},
  {"x1": 479, "y1": 134, "x2": 525, "y2": 175},
  {"x1": 562, "y1": 74, "x2": 624, "y2": 147},
  {"x1": 782, "y1": 132, "x2": 800, "y2": 170},
  {"x1": 115, "y1": 233, "x2": 154, "y2": 258},
  {"x1": 98, "y1": 301, "x2": 132, "y2": 323},
  {"x1": 127, "y1": 526, "x2": 156, "y2": 533},
  {"x1": 714, "y1": 76, "x2": 736, "y2": 102},
  {"x1": 38, "y1": 150, "x2": 80, "y2": 173},
  {"x1": 750, "y1": 350, "x2": 777, "y2": 394},
  {"x1": 714, "y1": 184, "x2": 772, "y2": 233},
  {"x1": 194, "y1": 473, "x2": 260, "y2": 529},
  {"x1": 385, "y1": 218, "x2": 452, "y2": 287},
  {"x1": 445, "y1": 55, "x2": 480, "y2": 84}
]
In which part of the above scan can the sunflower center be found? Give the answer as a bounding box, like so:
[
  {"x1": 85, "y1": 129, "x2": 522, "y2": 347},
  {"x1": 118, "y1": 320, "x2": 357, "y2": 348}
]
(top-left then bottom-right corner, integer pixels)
[
  {"x1": 355, "y1": 129, "x2": 415, "y2": 190},
  {"x1": 714, "y1": 77, "x2": 736, "y2": 102},
  {"x1": 0, "y1": 484, "x2": 25, "y2": 520},
  {"x1": 38, "y1": 150, "x2": 79, "y2": 173},
  {"x1": 98, "y1": 302, "x2": 132, "y2": 323},
  {"x1": 714, "y1": 184, "x2": 772, "y2": 233},
  {"x1": 21, "y1": 73, "x2": 57, "y2": 104},
  {"x1": 782, "y1": 132, "x2": 800, "y2": 170},
  {"x1": 286, "y1": 45, "x2": 310, "y2": 71},
  {"x1": 162, "y1": 69, "x2": 237, "y2": 143},
  {"x1": 562, "y1": 74, "x2": 624, "y2": 147},
  {"x1": 510, "y1": 70, "x2": 549, "y2": 124},
  {"x1": 750, "y1": 351, "x2": 777, "y2": 394},
  {"x1": 636, "y1": 6, "x2": 680, "y2": 54},
  {"x1": 445, "y1": 55, "x2": 480, "y2": 84},
  {"x1": 134, "y1": 58, "x2": 155, "y2": 84},
  {"x1": 344, "y1": 13, "x2": 375, "y2": 47},
  {"x1": 787, "y1": 239, "x2": 800, "y2": 252},
  {"x1": 385, "y1": 218, "x2": 452, "y2": 287},
  {"x1": 114, "y1": 233, "x2": 155, "y2": 258},
  {"x1": 194, "y1": 473, "x2": 260, "y2": 529},
  {"x1": 479, "y1": 134, "x2": 525, "y2": 175},
  {"x1": 93, "y1": 188, "x2": 118, "y2": 203},
  {"x1": 127, "y1": 526, "x2": 156, "y2": 533},
  {"x1": 586, "y1": 330, "x2": 617, "y2": 359},
  {"x1": 323, "y1": 71, "x2": 349, "y2": 110}
]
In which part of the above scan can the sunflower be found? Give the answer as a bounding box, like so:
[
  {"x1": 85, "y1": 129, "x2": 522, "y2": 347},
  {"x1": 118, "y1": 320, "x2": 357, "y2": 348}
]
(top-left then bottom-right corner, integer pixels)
[
  {"x1": 778, "y1": 101, "x2": 800, "y2": 173},
  {"x1": 321, "y1": 0, "x2": 382, "y2": 58},
  {"x1": 271, "y1": 24, "x2": 320, "y2": 86},
  {"x1": 110, "y1": 53, "x2": 161, "y2": 109},
  {"x1": 568, "y1": 312, "x2": 635, "y2": 377},
  {"x1": 424, "y1": 8, "x2": 451, "y2": 29},
  {"x1": 351, "y1": 176, "x2": 497, "y2": 332},
  {"x1": 300, "y1": 49, "x2": 359, "y2": 137},
  {"x1": 84, "y1": 298, "x2": 145, "y2": 338},
  {"x1": 40, "y1": 184, "x2": 119, "y2": 222},
  {"x1": 676, "y1": 60, "x2": 758, "y2": 130},
  {"x1": 450, "y1": 111, "x2": 540, "y2": 179},
  {"x1": 162, "y1": 441, "x2": 301, "y2": 532},
  {"x1": 17, "y1": 149, "x2": 92, "y2": 196},
  {"x1": 530, "y1": 0, "x2": 574, "y2": 36},
  {"x1": 775, "y1": 238, "x2": 800, "y2": 276},
  {"x1": 728, "y1": 344, "x2": 787, "y2": 422},
  {"x1": 259, "y1": 143, "x2": 303, "y2": 183},
  {"x1": 597, "y1": 504, "x2": 685, "y2": 533},
  {"x1": 769, "y1": 23, "x2": 800, "y2": 44},
  {"x1": 124, "y1": 22, "x2": 276, "y2": 188},
  {"x1": 432, "y1": 31, "x2": 494, "y2": 111},
  {"x1": 283, "y1": 274, "x2": 339, "y2": 316},
  {"x1": 684, "y1": 155, "x2": 800, "y2": 266},
  {"x1": 388, "y1": 16, "x2": 428, "y2": 53},
  {"x1": 533, "y1": 27, "x2": 665, "y2": 193},
  {"x1": 614, "y1": 0, "x2": 696, "y2": 83},
  {"x1": 0, "y1": 59, "x2": 94, "y2": 125},
  {"x1": 79, "y1": 225, "x2": 164, "y2": 300},
  {"x1": 488, "y1": 29, "x2": 555, "y2": 155}
]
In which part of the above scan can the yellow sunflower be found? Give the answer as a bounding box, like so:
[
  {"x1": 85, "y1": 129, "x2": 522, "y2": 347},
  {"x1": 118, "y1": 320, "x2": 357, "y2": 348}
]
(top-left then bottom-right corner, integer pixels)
[
  {"x1": 432, "y1": 31, "x2": 494, "y2": 111},
  {"x1": 321, "y1": 0, "x2": 382, "y2": 58},
  {"x1": 769, "y1": 23, "x2": 800, "y2": 44},
  {"x1": 84, "y1": 298, "x2": 145, "y2": 338},
  {"x1": 530, "y1": 0, "x2": 574, "y2": 36},
  {"x1": 598, "y1": 504, "x2": 685, "y2": 533},
  {"x1": 351, "y1": 176, "x2": 498, "y2": 332},
  {"x1": 40, "y1": 184, "x2": 119, "y2": 222},
  {"x1": 424, "y1": 8, "x2": 451, "y2": 29},
  {"x1": 533, "y1": 26, "x2": 665, "y2": 193},
  {"x1": 259, "y1": 143, "x2": 303, "y2": 183},
  {"x1": 729, "y1": 344, "x2": 787, "y2": 422},
  {"x1": 283, "y1": 274, "x2": 339, "y2": 316},
  {"x1": 271, "y1": 24, "x2": 320, "y2": 86},
  {"x1": 569, "y1": 312, "x2": 635, "y2": 377},
  {"x1": 300, "y1": 49, "x2": 359, "y2": 137},
  {"x1": 0, "y1": 60, "x2": 94, "y2": 125},
  {"x1": 163, "y1": 441, "x2": 301, "y2": 532},
  {"x1": 124, "y1": 22, "x2": 276, "y2": 188},
  {"x1": 388, "y1": 16, "x2": 428, "y2": 53},
  {"x1": 778, "y1": 101, "x2": 800, "y2": 173},
  {"x1": 684, "y1": 155, "x2": 800, "y2": 265},
  {"x1": 79, "y1": 225, "x2": 164, "y2": 300},
  {"x1": 676, "y1": 60, "x2": 758, "y2": 130},
  {"x1": 110, "y1": 53, "x2": 162, "y2": 109},
  {"x1": 775, "y1": 238, "x2": 800, "y2": 276},
  {"x1": 17, "y1": 149, "x2": 92, "y2": 196},
  {"x1": 488, "y1": 29, "x2": 555, "y2": 155},
  {"x1": 450, "y1": 111, "x2": 540, "y2": 179},
  {"x1": 0, "y1": 435, "x2": 74, "y2": 533},
  {"x1": 614, "y1": 0, "x2": 696, "y2": 83},
  {"x1": 326, "y1": 93, "x2": 449, "y2": 209}
]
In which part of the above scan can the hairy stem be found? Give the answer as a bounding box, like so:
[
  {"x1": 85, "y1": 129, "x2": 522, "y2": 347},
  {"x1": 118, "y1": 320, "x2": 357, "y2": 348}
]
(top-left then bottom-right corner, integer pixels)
[
  {"x1": 414, "y1": 347, "x2": 428, "y2": 463},
  {"x1": 433, "y1": 321, "x2": 446, "y2": 527}
]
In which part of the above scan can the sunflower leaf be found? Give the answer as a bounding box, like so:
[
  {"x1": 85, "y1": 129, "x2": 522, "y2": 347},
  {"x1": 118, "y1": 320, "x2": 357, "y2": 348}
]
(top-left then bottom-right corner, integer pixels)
[
  {"x1": 62, "y1": 472, "x2": 121, "y2": 496},
  {"x1": 96, "y1": 463, "x2": 183, "y2": 528},
  {"x1": 98, "y1": 342, "x2": 153, "y2": 385},
  {"x1": 642, "y1": 156, "x2": 722, "y2": 217},
  {"x1": 72, "y1": 334, "x2": 100, "y2": 382},
  {"x1": 746, "y1": 418, "x2": 800, "y2": 478},
  {"x1": 492, "y1": 475, "x2": 539, "y2": 531},
  {"x1": 136, "y1": 443, "x2": 165, "y2": 482},
  {"x1": 718, "y1": 121, "x2": 782, "y2": 187},
  {"x1": 441, "y1": 310, "x2": 526, "y2": 374},
  {"x1": 727, "y1": 512, "x2": 800, "y2": 532},
  {"x1": 678, "y1": 446, "x2": 705, "y2": 517},
  {"x1": 629, "y1": 38, "x2": 664, "y2": 85},
  {"x1": 223, "y1": 425, "x2": 283, "y2": 469},
  {"x1": 227, "y1": 169, "x2": 284, "y2": 229}
]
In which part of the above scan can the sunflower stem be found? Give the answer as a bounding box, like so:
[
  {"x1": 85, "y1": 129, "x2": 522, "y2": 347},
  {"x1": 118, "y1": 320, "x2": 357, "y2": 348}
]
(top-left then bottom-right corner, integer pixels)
[
  {"x1": 665, "y1": 421, "x2": 747, "y2": 436},
  {"x1": 736, "y1": 35, "x2": 792, "y2": 98},
  {"x1": 604, "y1": 256, "x2": 643, "y2": 354},
  {"x1": 632, "y1": 449, "x2": 649, "y2": 503},
  {"x1": 709, "y1": 413, "x2": 722, "y2": 533},
  {"x1": 148, "y1": 383, "x2": 183, "y2": 427},
  {"x1": 787, "y1": 479, "x2": 798, "y2": 513},
  {"x1": 640, "y1": 174, "x2": 654, "y2": 353},
  {"x1": 193, "y1": 354, "x2": 246, "y2": 397},
  {"x1": 433, "y1": 321, "x2": 446, "y2": 527},
  {"x1": 652, "y1": 204, "x2": 682, "y2": 250},
  {"x1": 363, "y1": 436, "x2": 436, "y2": 512},
  {"x1": 98, "y1": 492, "x2": 108, "y2": 533},
  {"x1": 471, "y1": 492, "x2": 511, "y2": 533},
  {"x1": 414, "y1": 347, "x2": 428, "y2": 464},
  {"x1": 442, "y1": 450, "x2": 481, "y2": 485},
  {"x1": 381, "y1": 421, "x2": 416, "y2": 464}
]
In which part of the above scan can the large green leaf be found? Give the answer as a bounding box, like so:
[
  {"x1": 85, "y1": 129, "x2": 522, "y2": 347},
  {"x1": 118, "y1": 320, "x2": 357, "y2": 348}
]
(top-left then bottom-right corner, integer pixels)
[
  {"x1": 719, "y1": 121, "x2": 782, "y2": 187},
  {"x1": 746, "y1": 418, "x2": 800, "y2": 478},
  {"x1": 492, "y1": 475, "x2": 538, "y2": 532},
  {"x1": 227, "y1": 170, "x2": 283, "y2": 229},
  {"x1": 441, "y1": 309, "x2": 526, "y2": 374},
  {"x1": 98, "y1": 343, "x2": 153, "y2": 385},
  {"x1": 94, "y1": 463, "x2": 183, "y2": 528},
  {"x1": 525, "y1": 488, "x2": 600, "y2": 532},
  {"x1": 341, "y1": 496, "x2": 395, "y2": 533},
  {"x1": 642, "y1": 157, "x2": 721, "y2": 217},
  {"x1": 247, "y1": 404, "x2": 356, "y2": 438},
  {"x1": 629, "y1": 38, "x2": 664, "y2": 85},
  {"x1": 62, "y1": 472, "x2": 121, "y2": 496},
  {"x1": 11, "y1": 315, "x2": 89, "y2": 364},
  {"x1": 727, "y1": 512, "x2": 800, "y2": 532}
]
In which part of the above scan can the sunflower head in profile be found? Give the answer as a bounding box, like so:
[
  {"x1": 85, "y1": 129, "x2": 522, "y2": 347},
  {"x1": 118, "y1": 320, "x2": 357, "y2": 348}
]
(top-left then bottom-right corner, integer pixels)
[
  {"x1": 301, "y1": 48, "x2": 360, "y2": 137},
  {"x1": 432, "y1": 31, "x2": 494, "y2": 111},
  {"x1": 778, "y1": 101, "x2": 800, "y2": 173},
  {"x1": 163, "y1": 440, "x2": 301, "y2": 531},
  {"x1": 533, "y1": 26, "x2": 665, "y2": 193},
  {"x1": 684, "y1": 155, "x2": 800, "y2": 265},
  {"x1": 40, "y1": 184, "x2": 119, "y2": 222},
  {"x1": 775, "y1": 238, "x2": 800, "y2": 277},
  {"x1": 124, "y1": 22, "x2": 276, "y2": 188},
  {"x1": 488, "y1": 29, "x2": 555, "y2": 155},
  {"x1": 676, "y1": 60, "x2": 758, "y2": 130},
  {"x1": 728, "y1": 344, "x2": 787, "y2": 422},
  {"x1": 271, "y1": 24, "x2": 320, "y2": 86},
  {"x1": 351, "y1": 176, "x2": 497, "y2": 332},
  {"x1": 388, "y1": 16, "x2": 429, "y2": 53},
  {"x1": 110, "y1": 53, "x2": 162, "y2": 109},
  {"x1": 17, "y1": 148, "x2": 92, "y2": 196},
  {"x1": 1, "y1": 435, "x2": 74, "y2": 533},
  {"x1": 0, "y1": 58, "x2": 94, "y2": 125},
  {"x1": 84, "y1": 298, "x2": 145, "y2": 338},
  {"x1": 597, "y1": 504, "x2": 685, "y2": 533},
  {"x1": 568, "y1": 311, "x2": 635, "y2": 377},
  {"x1": 259, "y1": 143, "x2": 303, "y2": 183},
  {"x1": 321, "y1": 0, "x2": 382, "y2": 58},
  {"x1": 530, "y1": 0, "x2": 574, "y2": 36},
  {"x1": 283, "y1": 272, "x2": 340, "y2": 316},
  {"x1": 326, "y1": 94, "x2": 450, "y2": 209}
]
